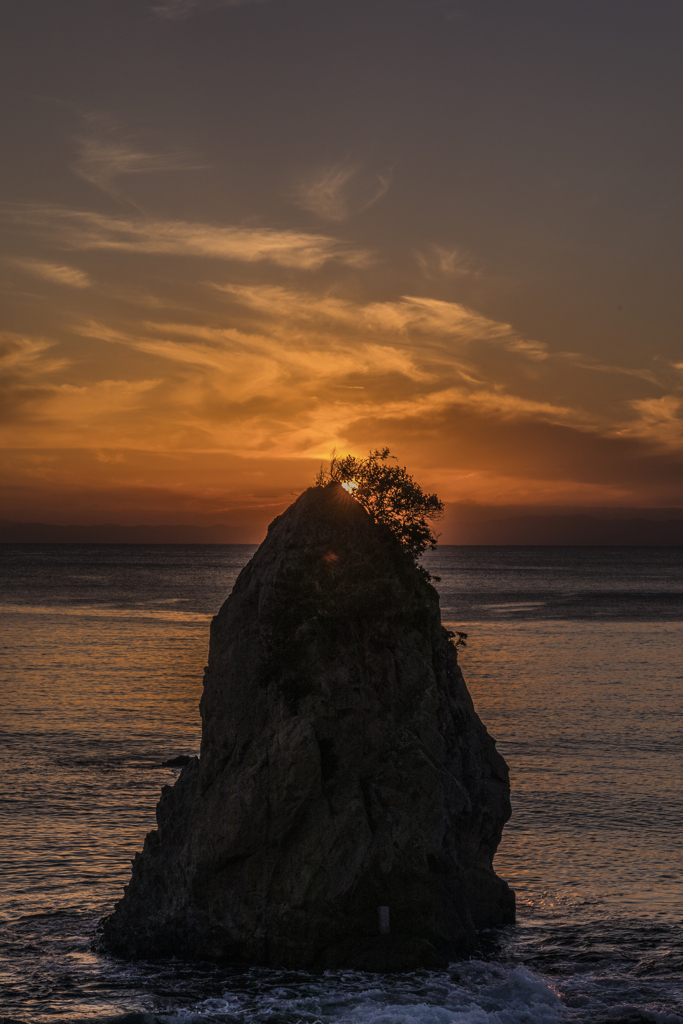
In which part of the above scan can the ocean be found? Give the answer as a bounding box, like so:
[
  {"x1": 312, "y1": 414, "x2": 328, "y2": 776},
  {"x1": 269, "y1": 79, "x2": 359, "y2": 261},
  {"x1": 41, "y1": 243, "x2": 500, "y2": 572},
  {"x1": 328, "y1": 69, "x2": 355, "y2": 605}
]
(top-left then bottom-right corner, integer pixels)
[{"x1": 1, "y1": 544, "x2": 682, "y2": 1024}]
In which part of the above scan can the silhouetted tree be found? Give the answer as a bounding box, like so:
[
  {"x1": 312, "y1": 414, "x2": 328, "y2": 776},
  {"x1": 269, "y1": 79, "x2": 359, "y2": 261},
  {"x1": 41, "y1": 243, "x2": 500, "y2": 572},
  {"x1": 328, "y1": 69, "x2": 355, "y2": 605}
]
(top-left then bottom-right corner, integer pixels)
[{"x1": 315, "y1": 447, "x2": 444, "y2": 560}]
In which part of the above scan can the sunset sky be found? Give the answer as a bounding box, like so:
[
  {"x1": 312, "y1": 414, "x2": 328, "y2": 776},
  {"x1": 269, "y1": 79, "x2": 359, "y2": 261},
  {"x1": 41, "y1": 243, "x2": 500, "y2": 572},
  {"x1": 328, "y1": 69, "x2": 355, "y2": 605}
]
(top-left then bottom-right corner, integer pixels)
[{"x1": 2, "y1": 0, "x2": 682, "y2": 532}]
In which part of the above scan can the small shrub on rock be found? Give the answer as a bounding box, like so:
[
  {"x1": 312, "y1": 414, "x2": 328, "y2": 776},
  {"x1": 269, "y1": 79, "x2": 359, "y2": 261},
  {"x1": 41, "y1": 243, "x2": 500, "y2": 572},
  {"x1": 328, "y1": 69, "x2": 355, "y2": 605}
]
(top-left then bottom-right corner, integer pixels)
[{"x1": 315, "y1": 447, "x2": 444, "y2": 561}]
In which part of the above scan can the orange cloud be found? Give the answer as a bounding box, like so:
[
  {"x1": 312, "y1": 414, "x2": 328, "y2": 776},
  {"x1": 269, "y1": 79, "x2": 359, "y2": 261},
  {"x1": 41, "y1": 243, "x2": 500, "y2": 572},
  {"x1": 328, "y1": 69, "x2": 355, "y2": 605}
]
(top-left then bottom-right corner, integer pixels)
[
  {"x1": 291, "y1": 159, "x2": 391, "y2": 222},
  {"x1": 2, "y1": 204, "x2": 372, "y2": 269},
  {"x1": 1, "y1": 222, "x2": 681, "y2": 518},
  {"x1": 10, "y1": 259, "x2": 91, "y2": 288}
]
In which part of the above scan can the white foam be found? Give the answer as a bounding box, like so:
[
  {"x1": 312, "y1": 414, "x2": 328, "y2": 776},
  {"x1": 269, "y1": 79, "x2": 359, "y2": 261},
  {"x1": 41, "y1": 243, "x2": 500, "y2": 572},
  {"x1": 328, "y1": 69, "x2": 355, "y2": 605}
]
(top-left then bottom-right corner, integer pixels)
[{"x1": 184, "y1": 962, "x2": 566, "y2": 1024}]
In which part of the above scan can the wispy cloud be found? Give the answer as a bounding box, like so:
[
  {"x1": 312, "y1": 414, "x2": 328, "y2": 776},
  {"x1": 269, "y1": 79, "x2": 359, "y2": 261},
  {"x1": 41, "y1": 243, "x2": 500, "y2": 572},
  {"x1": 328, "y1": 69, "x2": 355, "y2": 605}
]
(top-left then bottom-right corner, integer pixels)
[
  {"x1": 215, "y1": 283, "x2": 549, "y2": 359},
  {"x1": 10, "y1": 258, "x2": 90, "y2": 289},
  {"x1": 72, "y1": 116, "x2": 206, "y2": 208},
  {"x1": 292, "y1": 160, "x2": 391, "y2": 222},
  {"x1": 65, "y1": 280, "x2": 588, "y2": 462},
  {"x1": 3, "y1": 278, "x2": 681, "y2": 508},
  {"x1": 613, "y1": 395, "x2": 683, "y2": 449},
  {"x1": 559, "y1": 351, "x2": 662, "y2": 385},
  {"x1": 64, "y1": 308, "x2": 594, "y2": 464},
  {"x1": 416, "y1": 244, "x2": 481, "y2": 279},
  {"x1": 2, "y1": 204, "x2": 372, "y2": 269},
  {"x1": 347, "y1": 384, "x2": 589, "y2": 428},
  {"x1": 76, "y1": 318, "x2": 433, "y2": 397},
  {"x1": 3, "y1": 380, "x2": 165, "y2": 450},
  {"x1": 0, "y1": 334, "x2": 69, "y2": 429},
  {"x1": 398, "y1": 296, "x2": 550, "y2": 359},
  {"x1": 0, "y1": 333, "x2": 62, "y2": 373},
  {"x1": 151, "y1": 0, "x2": 270, "y2": 19}
]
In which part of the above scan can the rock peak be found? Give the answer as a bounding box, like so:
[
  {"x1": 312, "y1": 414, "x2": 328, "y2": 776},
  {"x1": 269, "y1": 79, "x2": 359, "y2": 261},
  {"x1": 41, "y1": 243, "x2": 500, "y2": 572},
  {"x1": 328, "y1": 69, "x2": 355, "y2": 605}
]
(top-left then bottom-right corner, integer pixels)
[{"x1": 101, "y1": 483, "x2": 514, "y2": 970}]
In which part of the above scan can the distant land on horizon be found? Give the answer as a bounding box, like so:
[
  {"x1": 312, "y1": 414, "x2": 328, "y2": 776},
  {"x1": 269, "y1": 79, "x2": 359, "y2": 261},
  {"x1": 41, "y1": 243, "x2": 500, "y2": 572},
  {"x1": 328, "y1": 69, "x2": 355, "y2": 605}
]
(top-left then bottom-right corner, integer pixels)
[{"x1": 2, "y1": 504, "x2": 683, "y2": 546}]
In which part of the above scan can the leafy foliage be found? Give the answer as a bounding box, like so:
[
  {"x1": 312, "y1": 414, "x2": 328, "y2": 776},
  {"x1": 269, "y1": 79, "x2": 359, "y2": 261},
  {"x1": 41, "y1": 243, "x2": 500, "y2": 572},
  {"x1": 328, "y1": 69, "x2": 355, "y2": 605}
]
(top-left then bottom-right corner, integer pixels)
[
  {"x1": 315, "y1": 447, "x2": 444, "y2": 559},
  {"x1": 445, "y1": 629, "x2": 468, "y2": 650}
]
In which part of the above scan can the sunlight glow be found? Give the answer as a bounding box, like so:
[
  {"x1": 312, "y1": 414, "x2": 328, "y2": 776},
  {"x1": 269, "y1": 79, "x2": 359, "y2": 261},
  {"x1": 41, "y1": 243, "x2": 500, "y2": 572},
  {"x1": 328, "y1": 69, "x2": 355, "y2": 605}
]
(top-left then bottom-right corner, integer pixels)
[{"x1": 341, "y1": 480, "x2": 359, "y2": 493}]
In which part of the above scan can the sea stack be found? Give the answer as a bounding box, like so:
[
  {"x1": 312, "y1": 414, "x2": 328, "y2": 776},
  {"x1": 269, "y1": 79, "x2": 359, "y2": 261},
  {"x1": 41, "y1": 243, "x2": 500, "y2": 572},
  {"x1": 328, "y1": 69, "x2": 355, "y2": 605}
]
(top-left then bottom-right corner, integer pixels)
[{"x1": 101, "y1": 483, "x2": 514, "y2": 970}]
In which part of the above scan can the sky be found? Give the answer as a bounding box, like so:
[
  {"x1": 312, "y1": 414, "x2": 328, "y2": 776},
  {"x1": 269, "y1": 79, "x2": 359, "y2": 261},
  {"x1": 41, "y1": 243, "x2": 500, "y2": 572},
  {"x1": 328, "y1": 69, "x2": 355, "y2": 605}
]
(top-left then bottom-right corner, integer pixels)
[{"x1": 2, "y1": 0, "x2": 682, "y2": 531}]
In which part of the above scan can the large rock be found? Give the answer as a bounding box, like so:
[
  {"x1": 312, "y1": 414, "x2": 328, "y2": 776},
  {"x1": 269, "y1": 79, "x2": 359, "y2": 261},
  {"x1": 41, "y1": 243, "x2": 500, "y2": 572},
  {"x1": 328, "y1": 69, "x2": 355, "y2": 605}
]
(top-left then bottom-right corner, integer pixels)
[{"x1": 101, "y1": 483, "x2": 514, "y2": 969}]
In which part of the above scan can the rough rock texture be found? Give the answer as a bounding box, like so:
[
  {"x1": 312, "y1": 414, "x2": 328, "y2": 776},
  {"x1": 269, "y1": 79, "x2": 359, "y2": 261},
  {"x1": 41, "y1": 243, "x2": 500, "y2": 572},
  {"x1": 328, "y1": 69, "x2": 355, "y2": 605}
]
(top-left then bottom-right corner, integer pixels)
[{"x1": 101, "y1": 483, "x2": 514, "y2": 970}]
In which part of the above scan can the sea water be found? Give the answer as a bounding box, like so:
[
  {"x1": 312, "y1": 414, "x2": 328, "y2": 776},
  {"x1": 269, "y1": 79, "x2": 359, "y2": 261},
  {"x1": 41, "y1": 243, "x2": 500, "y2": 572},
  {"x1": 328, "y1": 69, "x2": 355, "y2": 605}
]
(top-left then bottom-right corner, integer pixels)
[{"x1": 1, "y1": 544, "x2": 682, "y2": 1024}]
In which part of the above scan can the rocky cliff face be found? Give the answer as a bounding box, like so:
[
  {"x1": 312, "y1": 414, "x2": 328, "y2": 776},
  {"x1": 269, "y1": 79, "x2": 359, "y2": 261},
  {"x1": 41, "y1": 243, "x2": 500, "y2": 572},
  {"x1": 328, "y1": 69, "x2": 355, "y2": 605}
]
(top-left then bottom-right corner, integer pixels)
[{"x1": 101, "y1": 483, "x2": 514, "y2": 970}]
